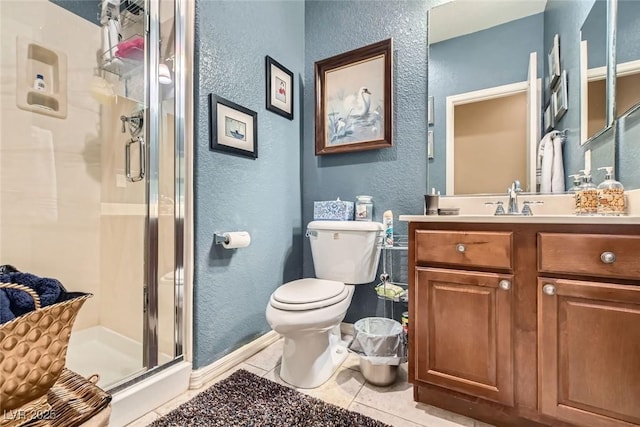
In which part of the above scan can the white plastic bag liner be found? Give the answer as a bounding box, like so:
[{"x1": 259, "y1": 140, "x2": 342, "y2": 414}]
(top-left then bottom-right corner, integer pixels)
[{"x1": 349, "y1": 317, "x2": 407, "y2": 365}]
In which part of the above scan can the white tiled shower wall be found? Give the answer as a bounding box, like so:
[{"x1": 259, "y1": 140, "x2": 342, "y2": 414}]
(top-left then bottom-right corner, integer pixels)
[{"x1": 0, "y1": 0, "x2": 103, "y2": 331}]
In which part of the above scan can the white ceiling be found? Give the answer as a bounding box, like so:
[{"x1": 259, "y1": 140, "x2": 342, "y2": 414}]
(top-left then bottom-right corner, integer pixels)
[{"x1": 429, "y1": 0, "x2": 548, "y2": 44}]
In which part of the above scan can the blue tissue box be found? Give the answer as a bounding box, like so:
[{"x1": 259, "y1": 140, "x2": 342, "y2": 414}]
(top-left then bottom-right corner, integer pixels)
[{"x1": 313, "y1": 200, "x2": 354, "y2": 221}]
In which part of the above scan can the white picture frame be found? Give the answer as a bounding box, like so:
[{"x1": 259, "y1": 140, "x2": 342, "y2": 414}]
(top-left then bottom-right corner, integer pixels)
[
  {"x1": 552, "y1": 70, "x2": 568, "y2": 122},
  {"x1": 548, "y1": 33, "x2": 561, "y2": 88}
]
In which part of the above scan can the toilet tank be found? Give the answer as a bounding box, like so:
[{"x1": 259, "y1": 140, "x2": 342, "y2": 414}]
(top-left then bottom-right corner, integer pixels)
[{"x1": 307, "y1": 221, "x2": 383, "y2": 284}]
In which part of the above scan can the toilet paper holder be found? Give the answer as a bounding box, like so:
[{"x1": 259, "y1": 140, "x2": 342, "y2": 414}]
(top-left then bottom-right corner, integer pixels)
[
  {"x1": 213, "y1": 231, "x2": 251, "y2": 249},
  {"x1": 213, "y1": 233, "x2": 230, "y2": 245}
]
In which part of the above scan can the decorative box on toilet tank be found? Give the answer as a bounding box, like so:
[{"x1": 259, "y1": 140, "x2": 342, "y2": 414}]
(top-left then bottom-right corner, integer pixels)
[{"x1": 313, "y1": 199, "x2": 354, "y2": 221}]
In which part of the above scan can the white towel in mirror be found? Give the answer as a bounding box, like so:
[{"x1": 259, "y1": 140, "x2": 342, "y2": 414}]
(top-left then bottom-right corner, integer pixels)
[{"x1": 538, "y1": 130, "x2": 565, "y2": 193}]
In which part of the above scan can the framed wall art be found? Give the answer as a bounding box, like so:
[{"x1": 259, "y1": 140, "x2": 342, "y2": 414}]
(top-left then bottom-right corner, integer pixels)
[
  {"x1": 314, "y1": 38, "x2": 393, "y2": 155},
  {"x1": 548, "y1": 33, "x2": 561, "y2": 88},
  {"x1": 209, "y1": 94, "x2": 258, "y2": 159},
  {"x1": 265, "y1": 56, "x2": 294, "y2": 120},
  {"x1": 552, "y1": 70, "x2": 568, "y2": 122}
]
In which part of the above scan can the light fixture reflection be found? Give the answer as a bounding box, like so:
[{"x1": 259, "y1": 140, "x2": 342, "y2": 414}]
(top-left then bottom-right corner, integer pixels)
[{"x1": 159, "y1": 63, "x2": 172, "y2": 85}]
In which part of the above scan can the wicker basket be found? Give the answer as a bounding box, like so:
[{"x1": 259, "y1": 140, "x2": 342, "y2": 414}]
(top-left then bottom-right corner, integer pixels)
[
  {"x1": 26, "y1": 369, "x2": 111, "y2": 427},
  {"x1": 0, "y1": 282, "x2": 91, "y2": 425}
]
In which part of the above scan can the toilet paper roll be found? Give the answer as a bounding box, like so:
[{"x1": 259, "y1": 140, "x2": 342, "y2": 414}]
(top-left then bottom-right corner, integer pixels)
[{"x1": 222, "y1": 231, "x2": 251, "y2": 249}]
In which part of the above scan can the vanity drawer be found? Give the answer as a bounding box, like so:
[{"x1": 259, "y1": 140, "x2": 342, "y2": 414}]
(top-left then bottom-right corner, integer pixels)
[
  {"x1": 538, "y1": 233, "x2": 640, "y2": 280},
  {"x1": 415, "y1": 230, "x2": 512, "y2": 270}
]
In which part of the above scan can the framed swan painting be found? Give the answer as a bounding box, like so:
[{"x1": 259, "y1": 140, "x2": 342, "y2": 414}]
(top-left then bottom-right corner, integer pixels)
[
  {"x1": 314, "y1": 38, "x2": 393, "y2": 155},
  {"x1": 209, "y1": 94, "x2": 258, "y2": 159}
]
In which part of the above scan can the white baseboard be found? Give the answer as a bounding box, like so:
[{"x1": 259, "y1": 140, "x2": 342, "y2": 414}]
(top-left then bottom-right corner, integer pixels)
[
  {"x1": 189, "y1": 331, "x2": 280, "y2": 389},
  {"x1": 111, "y1": 361, "x2": 191, "y2": 427}
]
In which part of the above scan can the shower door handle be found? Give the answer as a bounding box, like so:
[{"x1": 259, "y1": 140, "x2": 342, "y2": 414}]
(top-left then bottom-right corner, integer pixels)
[{"x1": 125, "y1": 136, "x2": 145, "y2": 182}]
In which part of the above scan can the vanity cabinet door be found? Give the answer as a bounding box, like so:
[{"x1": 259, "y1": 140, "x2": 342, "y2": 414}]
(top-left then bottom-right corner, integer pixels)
[
  {"x1": 414, "y1": 267, "x2": 514, "y2": 406},
  {"x1": 538, "y1": 278, "x2": 640, "y2": 427}
]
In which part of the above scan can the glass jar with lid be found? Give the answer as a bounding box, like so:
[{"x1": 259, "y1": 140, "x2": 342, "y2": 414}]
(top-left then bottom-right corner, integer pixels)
[{"x1": 355, "y1": 195, "x2": 373, "y2": 221}]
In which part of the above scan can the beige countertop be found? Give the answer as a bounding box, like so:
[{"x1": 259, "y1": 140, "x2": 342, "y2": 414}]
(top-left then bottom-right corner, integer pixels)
[
  {"x1": 399, "y1": 214, "x2": 640, "y2": 224},
  {"x1": 400, "y1": 189, "x2": 640, "y2": 224}
]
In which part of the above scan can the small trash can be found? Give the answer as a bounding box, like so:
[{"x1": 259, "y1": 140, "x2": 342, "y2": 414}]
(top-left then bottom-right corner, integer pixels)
[{"x1": 348, "y1": 317, "x2": 407, "y2": 386}]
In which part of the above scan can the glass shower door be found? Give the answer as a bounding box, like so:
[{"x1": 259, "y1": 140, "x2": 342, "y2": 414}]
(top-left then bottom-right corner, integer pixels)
[
  {"x1": 0, "y1": 0, "x2": 183, "y2": 392},
  {"x1": 83, "y1": 0, "x2": 150, "y2": 388}
]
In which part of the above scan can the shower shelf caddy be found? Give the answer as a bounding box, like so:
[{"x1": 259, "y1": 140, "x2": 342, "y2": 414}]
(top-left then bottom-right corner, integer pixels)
[
  {"x1": 376, "y1": 235, "x2": 409, "y2": 319},
  {"x1": 98, "y1": 0, "x2": 145, "y2": 78}
]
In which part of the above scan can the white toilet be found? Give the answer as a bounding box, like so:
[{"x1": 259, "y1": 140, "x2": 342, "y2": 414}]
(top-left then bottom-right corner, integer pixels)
[{"x1": 266, "y1": 220, "x2": 383, "y2": 388}]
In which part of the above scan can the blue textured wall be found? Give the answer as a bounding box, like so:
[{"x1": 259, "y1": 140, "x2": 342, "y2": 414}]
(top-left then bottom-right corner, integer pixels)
[
  {"x1": 581, "y1": 0, "x2": 606, "y2": 69},
  {"x1": 617, "y1": 0, "x2": 640, "y2": 189},
  {"x1": 618, "y1": 0, "x2": 640, "y2": 64},
  {"x1": 193, "y1": 0, "x2": 304, "y2": 368},
  {"x1": 49, "y1": 0, "x2": 100, "y2": 25},
  {"x1": 618, "y1": 108, "x2": 640, "y2": 189},
  {"x1": 428, "y1": 14, "x2": 544, "y2": 193},
  {"x1": 303, "y1": 1, "x2": 429, "y2": 323}
]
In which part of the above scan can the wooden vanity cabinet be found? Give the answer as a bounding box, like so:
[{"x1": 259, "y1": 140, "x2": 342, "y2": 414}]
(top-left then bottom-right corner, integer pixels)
[
  {"x1": 408, "y1": 221, "x2": 640, "y2": 427},
  {"x1": 415, "y1": 268, "x2": 514, "y2": 406},
  {"x1": 538, "y1": 232, "x2": 640, "y2": 427},
  {"x1": 413, "y1": 229, "x2": 515, "y2": 406}
]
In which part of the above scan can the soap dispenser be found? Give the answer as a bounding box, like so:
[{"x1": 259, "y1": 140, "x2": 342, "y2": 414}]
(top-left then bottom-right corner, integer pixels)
[
  {"x1": 597, "y1": 166, "x2": 625, "y2": 215},
  {"x1": 570, "y1": 173, "x2": 583, "y2": 214},
  {"x1": 568, "y1": 174, "x2": 582, "y2": 193},
  {"x1": 576, "y1": 170, "x2": 598, "y2": 215}
]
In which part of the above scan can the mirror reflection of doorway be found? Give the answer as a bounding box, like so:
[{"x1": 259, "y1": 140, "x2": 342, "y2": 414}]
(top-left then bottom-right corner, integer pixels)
[
  {"x1": 587, "y1": 71, "x2": 640, "y2": 138},
  {"x1": 453, "y1": 92, "x2": 527, "y2": 194},
  {"x1": 445, "y1": 52, "x2": 539, "y2": 195}
]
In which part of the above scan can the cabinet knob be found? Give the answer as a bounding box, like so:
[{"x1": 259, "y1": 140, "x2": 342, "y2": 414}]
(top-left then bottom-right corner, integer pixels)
[
  {"x1": 543, "y1": 284, "x2": 556, "y2": 296},
  {"x1": 600, "y1": 251, "x2": 616, "y2": 264},
  {"x1": 456, "y1": 244, "x2": 466, "y2": 253},
  {"x1": 499, "y1": 279, "x2": 511, "y2": 290}
]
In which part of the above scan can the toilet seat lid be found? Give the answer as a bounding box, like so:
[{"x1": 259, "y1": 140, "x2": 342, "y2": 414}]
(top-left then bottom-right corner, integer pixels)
[{"x1": 273, "y1": 278, "x2": 345, "y2": 304}]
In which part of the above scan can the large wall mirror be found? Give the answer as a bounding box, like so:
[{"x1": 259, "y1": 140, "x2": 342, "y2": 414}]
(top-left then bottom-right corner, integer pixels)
[
  {"x1": 427, "y1": 0, "x2": 640, "y2": 195},
  {"x1": 427, "y1": 0, "x2": 545, "y2": 195},
  {"x1": 580, "y1": 0, "x2": 609, "y2": 144},
  {"x1": 581, "y1": 0, "x2": 640, "y2": 190},
  {"x1": 614, "y1": 0, "x2": 640, "y2": 118},
  {"x1": 615, "y1": 0, "x2": 640, "y2": 190},
  {"x1": 581, "y1": 0, "x2": 640, "y2": 145}
]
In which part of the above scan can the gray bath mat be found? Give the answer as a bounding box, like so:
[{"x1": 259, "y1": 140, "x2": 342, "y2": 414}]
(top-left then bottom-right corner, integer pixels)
[{"x1": 147, "y1": 369, "x2": 392, "y2": 427}]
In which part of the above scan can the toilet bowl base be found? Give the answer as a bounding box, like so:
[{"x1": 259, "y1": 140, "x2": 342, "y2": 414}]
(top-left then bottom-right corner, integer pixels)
[{"x1": 279, "y1": 325, "x2": 351, "y2": 389}]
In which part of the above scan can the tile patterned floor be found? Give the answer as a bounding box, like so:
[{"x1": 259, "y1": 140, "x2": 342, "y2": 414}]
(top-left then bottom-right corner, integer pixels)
[{"x1": 126, "y1": 338, "x2": 495, "y2": 427}]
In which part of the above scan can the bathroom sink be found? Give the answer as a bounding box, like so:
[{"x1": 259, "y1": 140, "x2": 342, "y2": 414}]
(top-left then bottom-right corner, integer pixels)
[{"x1": 436, "y1": 193, "x2": 576, "y2": 216}]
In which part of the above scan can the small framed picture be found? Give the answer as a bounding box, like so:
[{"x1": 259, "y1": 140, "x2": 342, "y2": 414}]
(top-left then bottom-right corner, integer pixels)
[
  {"x1": 265, "y1": 56, "x2": 294, "y2": 120},
  {"x1": 209, "y1": 94, "x2": 258, "y2": 159},
  {"x1": 552, "y1": 70, "x2": 568, "y2": 122},
  {"x1": 543, "y1": 101, "x2": 554, "y2": 132},
  {"x1": 548, "y1": 33, "x2": 561, "y2": 88}
]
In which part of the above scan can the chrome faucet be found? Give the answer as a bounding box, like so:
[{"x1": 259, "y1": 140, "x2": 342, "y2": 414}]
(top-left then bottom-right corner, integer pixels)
[{"x1": 507, "y1": 180, "x2": 522, "y2": 214}]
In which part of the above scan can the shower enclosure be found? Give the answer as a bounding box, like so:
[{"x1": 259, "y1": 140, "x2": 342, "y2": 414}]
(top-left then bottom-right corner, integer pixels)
[{"x1": 0, "y1": 0, "x2": 187, "y2": 392}]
